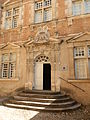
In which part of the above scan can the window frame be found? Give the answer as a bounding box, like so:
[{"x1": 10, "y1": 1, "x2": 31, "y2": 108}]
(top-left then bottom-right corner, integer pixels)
[
  {"x1": 72, "y1": 1, "x2": 82, "y2": 16},
  {"x1": 72, "y1": 0, "x2": 90, "y2": 16},
  {"x1": 34, "y1": 0, "x2": 52, "y2": 23},
  {"x1": 84, "y1": 0, "x2": 90, "y2": 14},
  {"x1": 0, "y1": 52, "x2": 16, "y2": 79},
  {"x1": 75, "y1": 58, "x2": 87, "y2": 79},
  {"x1": 74, "y1": 47, "x2": 85, "y2": 58},
  {"x1": 74, "y1": 46, "x2": 90, "y2": 80},
  {"x1": 5, "y1": 7, "x2": 20, "y2": 29}
]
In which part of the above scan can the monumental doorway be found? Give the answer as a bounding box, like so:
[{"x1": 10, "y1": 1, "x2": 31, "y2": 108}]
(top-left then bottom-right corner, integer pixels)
[{"x1": 34, "y1": 55, "x2": 51, "y2": 90}]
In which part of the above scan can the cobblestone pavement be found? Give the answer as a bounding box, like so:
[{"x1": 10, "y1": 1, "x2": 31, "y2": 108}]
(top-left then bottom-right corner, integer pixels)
[
  {"x1": 0, "y1": 98, "x2": 90, "y2": 120},
  {"x1": 0, "y1": 105, "x2": 90, "y2": 120},
  {"x1": 31, "y1": 106, "x2": 90, "y2": 120}
]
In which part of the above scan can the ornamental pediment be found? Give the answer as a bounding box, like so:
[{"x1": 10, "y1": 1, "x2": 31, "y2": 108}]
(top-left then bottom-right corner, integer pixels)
[
  {"x1": 66, "y1": 32, "x2": 90, "y2": 43},
  {"x1": 34, "y1": 26, "x2": 50, "y2": 43},
  {"x1": 3, "y1": 0, "x2": 22, "y2": 6},
  {"x1": 0, "y1": 42, "x2": 20, "y2": 50},
  {"x1": 3, "y1": 0, "x2": 10, "y2": 5}
]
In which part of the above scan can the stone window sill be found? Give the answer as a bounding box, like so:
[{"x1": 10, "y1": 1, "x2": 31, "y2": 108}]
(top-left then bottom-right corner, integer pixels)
[
  {"x1": 67, "y1": 13, "x2": 90, "y2": 19},
  {"x1": 32, "y1": 19, "x2": 56, "y2": 26},
  {"x1": 68, "y1": 80, "x2": 90, "y2": 83},
  {"x1": 0, "y1": 78, "x2": 19, "y2": 82}
]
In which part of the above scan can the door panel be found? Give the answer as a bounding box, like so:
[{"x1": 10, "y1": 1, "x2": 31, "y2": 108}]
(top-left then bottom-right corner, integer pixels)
[{"x1": 35, "y1": 63, "x2": 43, "y2": 90}]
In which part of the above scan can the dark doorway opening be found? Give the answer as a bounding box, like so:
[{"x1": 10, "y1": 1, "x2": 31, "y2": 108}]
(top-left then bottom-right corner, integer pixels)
[{"x1": 43, "y1": 64, "x2": 51, "y2": 90}]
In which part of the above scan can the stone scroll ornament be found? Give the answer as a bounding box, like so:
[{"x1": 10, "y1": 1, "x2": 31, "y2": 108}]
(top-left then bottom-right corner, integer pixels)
[{"x1": 34, "y1": 26, "x2": 50, "y2": 43}]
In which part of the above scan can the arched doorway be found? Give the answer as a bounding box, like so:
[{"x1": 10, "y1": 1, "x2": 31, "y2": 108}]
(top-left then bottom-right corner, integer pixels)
[{"x1": 34, "y1": 55, "x2": 51, "y2": 90}]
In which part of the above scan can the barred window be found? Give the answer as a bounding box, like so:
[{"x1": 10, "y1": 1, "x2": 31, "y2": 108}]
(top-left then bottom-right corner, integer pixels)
[{"x1": 1, "y1": 53, "x2": 16, "y2": 79}]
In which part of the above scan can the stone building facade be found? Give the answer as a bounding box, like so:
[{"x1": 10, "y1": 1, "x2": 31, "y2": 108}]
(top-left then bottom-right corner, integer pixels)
[{"x1": 0, "y1": 0, "x2": 90, "y2": 105}]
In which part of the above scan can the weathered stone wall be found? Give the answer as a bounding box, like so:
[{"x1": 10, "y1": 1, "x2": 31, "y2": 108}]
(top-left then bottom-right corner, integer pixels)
[
  {"x1": 0, "y1": 0, "x2": 90, "y2": 43},
  {"x1": 0, "y1": 46, "x2": 27, "y2": 96},
  {"x1": 61, "y1": 80, "x2": 90, "y2": 105}
]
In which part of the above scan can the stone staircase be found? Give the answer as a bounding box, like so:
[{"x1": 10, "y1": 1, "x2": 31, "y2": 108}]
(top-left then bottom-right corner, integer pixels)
[{"x1": 3, "y1": 90, "x2": 81, "y2": 112}]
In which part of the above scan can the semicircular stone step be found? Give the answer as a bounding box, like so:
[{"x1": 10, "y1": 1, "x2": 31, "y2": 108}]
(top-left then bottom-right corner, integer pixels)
[
  {"x1": 8, "y1": 99, "x2": 76, "y2": 105},
  {"x1": 18, "y1": 92, "x2": 67, "y2": 99},
  {"x1": 22, "y1": 90, "x2": 61, "y2": 95},
  {"x1": 3, "y1": 102, "x2": 81, "y2": 112},
  {"x1": 13, "y1": 95, "x2": 72, "y2": 103},
  {"x1": 5, "y1": 99, "x2": 77, "y2": 108},
  {"x1": 3, "y1": 90, "x2": 81, "y2": 112}
]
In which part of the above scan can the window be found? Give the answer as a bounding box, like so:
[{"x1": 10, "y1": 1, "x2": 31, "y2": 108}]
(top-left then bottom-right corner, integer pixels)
[
  {"x1": 5, "y1": 7, "x2": 19, "y2": 29},
  {"x1": 72, "y1": 0, "x2": 90, "y2": 16},
  {"x1": 35, "y1": 11, "x2": 42, "y2": 23},
  {"x1": 35, "y1": 0, "x2": 52, "y2": 23},
  {"x1": 44, "y1": 0, "x2": 52, "y2": 6},
  {"x1": 72, "y1": 1, "x2": 82, "y2": 16},
  {"x1": 74, "y1": 46, "x2": 90, "y2": 79},
  {"x1": 88, "y1": 46, "x2": 90, "y2": 56},
  {"x1": 88, "y1": 46, "x2": 90, "y2": 78},
  {"x1": 35, "y1": 55, "x2": 49, "y2": 62},
  {"x1": 75, "y1": 59, "x2": 87, "y2": 79},
  {"x1": 84, "y1": 0, "x2": 90, "y2": 13},
  {"x1": 74, "y1": 47, "x2": 85, "y2": 57},
  {"x1": 35, "y1": 1, "x2": 42, "y2": 9},
  {"x1": 13, "y1": 17, "x2": 19, "y2": 28},
  {"x1": 44, "y1": 8, "x2": 52, "y2": 21},
  {"x1": 1, "y1": 53, "x2": 16, "y2": 79},
  {"x1": 74, "y1": 47, "x2": 87, "y2": 79}
]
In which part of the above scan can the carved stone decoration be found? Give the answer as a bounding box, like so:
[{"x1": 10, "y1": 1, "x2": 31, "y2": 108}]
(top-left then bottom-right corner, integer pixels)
[{"x1": 34, "y1": 26, "x2": 50, "y2": 43}]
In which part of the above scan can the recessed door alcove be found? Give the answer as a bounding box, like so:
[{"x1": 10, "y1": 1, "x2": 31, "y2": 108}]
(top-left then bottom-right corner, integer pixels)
[{"x1": 34, "y1": 55, "x2": 51, "y2": 90}]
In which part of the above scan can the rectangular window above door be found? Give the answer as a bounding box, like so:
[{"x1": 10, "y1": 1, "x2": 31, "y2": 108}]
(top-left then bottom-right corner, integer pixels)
[{"x1": 34, "y1": 0, "x2": 52, "y2": 23}]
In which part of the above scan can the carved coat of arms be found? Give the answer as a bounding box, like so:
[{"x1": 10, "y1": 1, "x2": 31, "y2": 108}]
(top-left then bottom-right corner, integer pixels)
[{"x1": 34, "y1": 26, "x2": 50, "y2": 43}]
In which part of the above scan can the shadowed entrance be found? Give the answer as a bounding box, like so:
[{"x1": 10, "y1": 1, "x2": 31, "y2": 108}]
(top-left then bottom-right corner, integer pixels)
[{"x1": 43, "y1": 64, "x2": 51, "y2": 90}]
